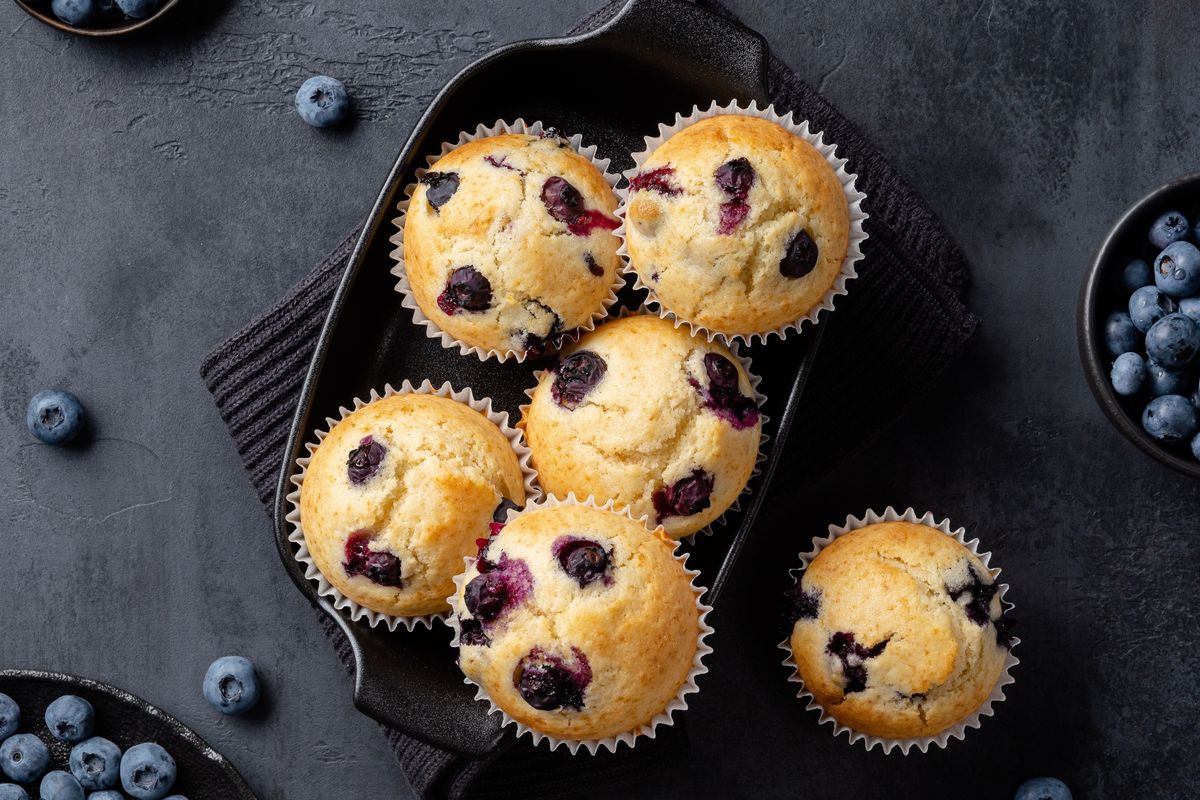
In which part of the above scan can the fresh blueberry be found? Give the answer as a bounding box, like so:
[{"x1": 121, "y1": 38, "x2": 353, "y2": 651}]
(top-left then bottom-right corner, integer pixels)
[
  {"x1": 1146, "y1": 361, "x2": 1193, "y2": 397},
  {"x1": 203, "y1": 656, "x2": 261, "y2": 716},
  {"x1": 69, "y1": 737, "x2": 121, "y2": 791},
  {"x1": 39, "y1": 771, "x2": 83, "y2": 800},
  {"x1": 1154, "y1": 240, "x2": 1200, "y2": 297},
  {"x1": 514, "y1": 648, "x2": 590, "y2": 711},
  {"x1": 51, "y1": 0, "x2": 96, "y2": 24},
  {"x1": 1179, "y1": 294, "x2": 1200, "y2": 325},
  {"x1": 294, "y1": 76, "x2": 349, "y2": 128},
  {"x1": 420, "y1": 171, "x2": 460, "y2": 211},
  {"x1": 1110, "y1": 352, "x2": 1146, "y2": 396},
  {"x1": 1122, "y1": 258, "x2": 1154, "y2": 293},
  {"x1": 119, "y1": 744, "x2": 175, "y2": 800},
  {"x1": 45, "y1": 695, "x2": 95, "y2": 743},
  {"x1": 114, "y1": 0, "x2": 160, "y2": 18},
  {"x1": 436, "y1": 266, "x2": 492, "y2": 315},
  {"x1": 1150, "y1": 210, "x2": 1191, "y2": 250},
  {"x1": 342, "y1": 532, "x2": 402, "y2": 587},
  {"x1": 87, "y1": 793, "x2": 125, "y2": 800},
  {"x1": 1192, "y1": 431, "x2": 1200, "y2": 461},
  {"x1": 780, "y1": 229, "x2": 819, "y2": 279},
  {"x1": 1128, "y1": 285, "x2": 1178, "y2": 332},
  {"x1": 552, "y1": 537, "x2": 612, "y2": 587},
  {"x1": 1014, "y1": 777, "x2": 1072, "y2": 800},
  {"x1": 0, "y1": 695, "x2": 18, "y2": 740},
  {"x1": 1101, "y1": 312, "x2": 1140, "y2": 357},
  {"x1": 551, "y1": 351, "x2": 606, "y2": 409},
  {"x1": 651, "y1": 469, "x2": 714, "y2": 522},
  {"x1": 26, "y1": 389, "x2": 85, "y2": 446},
  {"x1": 1142, "y1": 394, "x2": 1199, "y2": 443},
  {"x1": 0, "y1": 785, "x2": 27, "y2": 800},
  {"x1": 346, "y1": 436, "x2": 385, "y2": 485},
  {"x1": 1144, "y1": 313, "x2": 1200, "y2": 367},
  {"x1": 0, "y1": 734, "x2": 49, "y2": 784}
]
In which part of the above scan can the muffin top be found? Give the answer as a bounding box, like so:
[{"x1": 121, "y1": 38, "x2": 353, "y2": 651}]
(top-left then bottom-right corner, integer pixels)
[
  {"x1": 454, "y1": 503, "x2": 703, "y2": 742},
  {"x1": 624, "y1": 114, "x2": 851, "y2": 337},
  {"x1": 522, "y1": 314, "x2": 761, "y2": 539},
  {"x1": 402, "y1": 132, "x2": 621, "y2": 357},
  {"x1": 787, "y1": 521, "x2": 1012, "y2": 740},
  {"x1": 299, "y1": 392, "x2": 527, "y2": 618}
]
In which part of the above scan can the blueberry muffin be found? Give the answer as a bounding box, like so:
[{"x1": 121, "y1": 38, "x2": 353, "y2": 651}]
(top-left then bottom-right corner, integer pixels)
[
  {"x1": 401, "y1": 131, "x2": 621, "y2": 357},
  {"x1": 298, "y1": 392, "x2": 527, "y2": 618},
  {"x1": 624, "y1": 114, "x2": 851, "y2": 337},
  {"x1": 786, "y1": 521, "x2": 1013, "y2": 741},
  {"x1": 522, "y1": 314, "x2": 761, "y2": 539},
  {"x1": 453, "y1": 502, "x2": 706, "y2": 743}
]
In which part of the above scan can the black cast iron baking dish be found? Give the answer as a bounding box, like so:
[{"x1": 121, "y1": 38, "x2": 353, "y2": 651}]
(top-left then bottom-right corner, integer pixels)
[
  {"x1": 1078, "y1": 172, "x2": 1200, "y2": 480},
  {"x1": 273, "y1": 0, "x2": 829, "y2": 758},
  {"x1": 0, "y1": 670, "x2": 256, "y2": 798}
]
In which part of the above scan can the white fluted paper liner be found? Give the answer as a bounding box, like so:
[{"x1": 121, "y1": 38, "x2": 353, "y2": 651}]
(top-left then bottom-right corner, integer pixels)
[
  {"x1": 446, "y1": 493, "x2": 714, "y2": 754},
  {"x1": 515, "y1": 308, "x2": 769, "y2": 541},
  {"x1": 284, "y1": 380, "x2": 541, "y2": 632},
  {"x1": 778, "y1": 506, "x2": 1019, "y2": 754},
  {"x1": 388, "y1": 119, "x2": 626, "y2": 364},
  {"x1": 614, "y1": 99, "x2": 869, "y2": 345}
]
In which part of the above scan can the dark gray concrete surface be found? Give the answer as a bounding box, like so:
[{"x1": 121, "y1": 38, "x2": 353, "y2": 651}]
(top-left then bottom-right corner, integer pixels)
[{"x1": 2, "y1": 1, "x2": 1197, "y2": 798}]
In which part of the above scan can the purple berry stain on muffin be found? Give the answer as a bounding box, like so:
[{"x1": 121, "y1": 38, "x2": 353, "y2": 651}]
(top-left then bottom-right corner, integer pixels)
[
  {"x1": 652, "y1": 468, "x2": 714, "y2": 523},
  {"x1": 784, "y1": 580, "x2": 820, "y2": 624},
  {"x1": 689, "y1": 352, "x2": 760, "y2": 429},
  {"x1": 714, "y1": 157, "x2": 755, "y2": 234},
  {"x1": 519, "y1": 312, "x2": 565, "y2": 358},
  {"x1": 462, "y1": 553, "x2": 533, "y2": 639},
  {"x1": 515, "y1": 647, "x2": 592, "y2": 711},
  {"x1": 484, "y1": 154, "x2": 517, "y2": 171},
  {"x1": 437, "y1": 265, "x2": 492, "y2": 315},
  {"x1": 629, "y1": 165, "x2": 682, "y2": 196},
  {"x1": 584, "y1": 253, "x2": 604, "y2": 277},
  {"x1": 551, "y1": 351, "x2": 607, "y2": 409},
  {"x1": 346, "y1": 435, "x2": 386, "y2": 484},
  {"x1": 780, "y1": 229, "x2": 819, "y2": 279},
  {"x1": 540, "y1": 176, "x2": 619, "y2": 237},
  {"x1": 946, "y1": 563, "x2": 1013, "y2": 648},
  {"x1": 552, "y1": 536, "x2": 613, "y2": 587},
  {"x1": 421, "y1": 171, "x2": 460, "y2": 211},
  {"x1": 826, "y1": 631, "x2": 890, "y2": 694},
  {"x1": 343, "y1": 531, "x2": 403, "y2": 587},
  {"x1": 458, "y1": 617, "x2": 489, "y2": 646}
]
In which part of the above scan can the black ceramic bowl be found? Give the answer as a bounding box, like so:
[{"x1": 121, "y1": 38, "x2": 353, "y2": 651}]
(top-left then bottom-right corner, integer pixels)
[
  {"x1": 0, "y1": 669, "x2": 255, "y2": 797},
  {"x1": 14, "y1": 0, "x2": 180, "y2": 37},
  {"x1": 1078, "y1": 173, "x2": 1200, "y2": 479}
]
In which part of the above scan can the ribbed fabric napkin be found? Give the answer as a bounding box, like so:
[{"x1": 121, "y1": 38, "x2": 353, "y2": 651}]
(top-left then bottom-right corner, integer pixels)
[{"x1": 200, "y1": 1, "x2": 977, "y2": 796}]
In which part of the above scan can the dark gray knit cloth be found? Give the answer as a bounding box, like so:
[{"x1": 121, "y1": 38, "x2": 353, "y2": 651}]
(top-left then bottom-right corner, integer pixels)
[{"x1": 200, "y1": 2, "x2": 977, "y2": 797}]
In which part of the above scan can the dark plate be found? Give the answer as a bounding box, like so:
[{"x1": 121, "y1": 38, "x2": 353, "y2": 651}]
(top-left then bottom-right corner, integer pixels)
[
  {"x1": 0, "y1": 670, "x2": 255, "y2": 798},
  {"x1": 13, "y1": 0, "x2": 181, "y2": 37},
  {"x1": 273, "y1": 0, "x2": 827, "y2": 758},
  {"x1": 1078, "y1": 173, "x2": 1200, "y2": 479}
]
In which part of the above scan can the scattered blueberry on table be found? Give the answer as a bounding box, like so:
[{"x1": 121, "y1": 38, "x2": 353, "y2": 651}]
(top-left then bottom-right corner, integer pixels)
[
  {"x1": 295, "y1": 76, "x2": 350, "y2": 128},
  {"x1": 39, "y1": 770, "x2": 84, "y2": 800},
  {"x1": 120, "y1": 742, "x2": 176, "y2": 800},
  {"x1": 26, "y1": 390, "x2": 86, "y2": 446},
  {"x1": 1014, "y1": 776, "x2": 1072, "y2": 800},
  {"x1": 45, "y1": 695, "x2": 94, "y2": 743},
  {"x1": 202, "y1": 656, "x2": 261, "y2": 716},
  {"x1": 1105, "y1": 209, "x2": 1200, "y2": 462},
  {"x1": 0, "y1": 733, "x2": 50, "y2": 784}
]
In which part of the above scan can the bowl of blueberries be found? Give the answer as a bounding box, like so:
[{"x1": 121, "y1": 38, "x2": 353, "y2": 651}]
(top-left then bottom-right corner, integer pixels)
[
  {"x1": 15, "y1": 0, "x2": 179, "y2": 36},
  {"x1": 1079, "y1": 173, "x2": 1200, "y2": 479}
]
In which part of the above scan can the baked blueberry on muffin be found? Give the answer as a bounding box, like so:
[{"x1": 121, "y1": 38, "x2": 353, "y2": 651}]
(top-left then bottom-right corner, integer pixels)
[
  {"x1": 624, "y1": 114, "x2": 852, "y2": 338},
  {"x1": 786, "y1": 520, "x2": 1013, "y2": 741},
  {"x1": 453, "y1": 501, "x2": 707, "y2": 745},
  {"x1": 400, "y1": 131, "x2": 621, "y2": 358},
  {"x1": 298, "y1": 391, "x2": 528, "y2": 618},
  {"x1": 522, "y1": 314, "x2": 762, "y2": 539}
]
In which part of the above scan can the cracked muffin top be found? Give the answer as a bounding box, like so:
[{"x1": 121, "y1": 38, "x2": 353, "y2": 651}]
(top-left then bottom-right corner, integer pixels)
[
  {"x1": 624, "y1": 114, "x2": 850, "y2": 338},
  {"x1": 521, "y1": 314, "x2": 762, "y2": 539},
  {"x1": 453, "y1": 503, "x2": 703, "y2": 742},
  {"x1": 298, "y1": 393, "x2": 527, "y2": 618},
  {"x1": 402, "y1": 132, "x2": 621, "y2": 358},
  {"x1": 787, "y1": 521, "x2": 1013, "y2": 741}
]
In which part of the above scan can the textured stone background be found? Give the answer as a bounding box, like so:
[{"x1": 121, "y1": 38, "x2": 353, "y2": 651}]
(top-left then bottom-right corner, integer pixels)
[{"x1": 2, "y1": 1, "x2": 1198, "y2": 798}]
